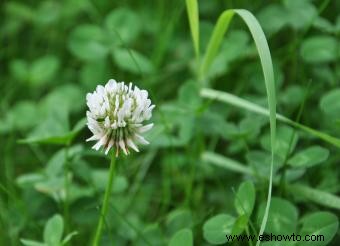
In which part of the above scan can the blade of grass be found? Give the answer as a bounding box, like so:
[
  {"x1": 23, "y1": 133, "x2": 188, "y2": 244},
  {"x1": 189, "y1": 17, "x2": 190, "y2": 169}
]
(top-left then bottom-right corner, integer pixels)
[
  {"x1": 287, "y1": 184, "x2": 340, "y2": 210},
  {"x1": 199, "y1": 10, "x2": 234, "y2": 78},
  {"x1": 201, "y1": 88, "x2": 340, "y2": 148},
  {"x1": 203, "y1": 153, "x2": 340, "y2": 211},
  {"x1": 185, "y1": 0, "x2": 200, "y2": 61},
  {"x1": 199, "y1": 9, "x2": 276, "y2": 245},
  {"x1": 202, "y1": 152, "x2": 253, "y2": 176}
]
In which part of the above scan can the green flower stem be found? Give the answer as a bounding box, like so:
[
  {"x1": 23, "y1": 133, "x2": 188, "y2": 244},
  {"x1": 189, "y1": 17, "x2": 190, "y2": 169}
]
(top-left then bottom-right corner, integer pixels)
[{"x1": 93, "y1": 154, "x2": 116, "y2": 246}]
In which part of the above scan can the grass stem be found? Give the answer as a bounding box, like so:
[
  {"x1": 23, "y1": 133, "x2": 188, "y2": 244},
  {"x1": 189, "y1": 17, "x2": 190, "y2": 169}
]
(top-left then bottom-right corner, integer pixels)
[{"x1": 93, "y1": 154, "x2": 116, "y2": 246}]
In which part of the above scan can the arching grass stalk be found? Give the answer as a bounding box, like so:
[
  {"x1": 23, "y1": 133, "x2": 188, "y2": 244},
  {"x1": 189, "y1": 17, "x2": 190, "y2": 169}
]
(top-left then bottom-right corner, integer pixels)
[{"x1": 185, "y1": 3, "x2": 277, "y2": 245}]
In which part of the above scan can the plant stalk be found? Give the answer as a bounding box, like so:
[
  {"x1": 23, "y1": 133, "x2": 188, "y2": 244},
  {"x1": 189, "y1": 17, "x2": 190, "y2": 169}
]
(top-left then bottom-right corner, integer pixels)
[{"x1": 93, "y1": 154, "x2": 116, "y2": 246}]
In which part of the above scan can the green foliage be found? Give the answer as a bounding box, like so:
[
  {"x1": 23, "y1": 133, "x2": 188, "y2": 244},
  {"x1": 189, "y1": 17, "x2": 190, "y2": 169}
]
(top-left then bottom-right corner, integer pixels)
[
  {"x1": 258, "y1": 197, "x2": 298, "y2": 235},
  {"x1": 203, "y1": 214, "x2": 236, "y2": 245},
  {"x1": 288, "y1": 145, "x2": 329, "y2": 168},
  {"x1": 21, "y1": 214, "x2": 77, "y2": 246},
  {"x1": 234, "y1": 181, "x2": 256, "y2": 217},
  {"x1": 169, "y1": 228, "x2": 193, "y2": 246},
  {"x1": 300, "y1": 212, "x2": 339, "y2": 246},
  {"x1": 1, "y1": 0, "x2": 340, "y2": 245}
]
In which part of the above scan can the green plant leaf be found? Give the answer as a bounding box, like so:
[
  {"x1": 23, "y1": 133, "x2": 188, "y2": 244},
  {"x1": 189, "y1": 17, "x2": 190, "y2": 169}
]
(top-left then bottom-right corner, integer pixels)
[
  {"x1": 288, "y1": 146, "x2": 329, "y2": 168},
  {"x1": 185, "y1": 0, "x2": 200, "y2": 59},
  {"x1": 43, "y1": 214, "x2": 63, "y2": 245},
  {"x1": 10, "y1": 59, "x2": 29, "y2": 82},
  {"x1": 20, "y1": 239, "x2": 45, "y2": 246},
  {"x1": 234, "y1": 180, "x2": 256, "y2": 216},
  {"x1": 105, "y1": 7, "x2": 141, "y2": 45},
  {"x1": 68, "y1": 24, "x2": 109, "y2": 61},
  {"x1": 231, "y1": 214, "x2": 248, "y2": 236},
  {"x1": 300, "y1": 36, "x2": 338, "y2": 63},
  {"x1": 258, "y1": 197, "x2": 298, "y2": 235},
  {"x1": 169, "y1": 228, "x2": 193, "y2": 246},
  {"x1": 299, "y1": 212, "x2": 339, "y2": 246},
  {"x1": 257, "y1": 4, "x2": 288, "y2": 35},
  {"x1": 320, "y1": 89, "x2": 340, "y2": 116},
  {"x1": 62, "y1": 231, "x2": 78, "y2": 245},
  {"x1": 202, "y1": 151, "x2": 253, "y2": 175},
  {"x1": 112, "y1": 48, "x2": 154, "y2": 74},
  {"x1": 203, "y1": 214, "x2": 235, "y2": 245},
  {"x1": 201, "y1": 88, "x2": 340, "y2": 148},
  {"x1": 287, "y1": 184, "x2": 340, "y2": 210},
  {"x1": 166, "y1": 209, "x2": 193, "y2": 236},
  {"x1": 19, "y1": 117, "x2": 85, "y2": 145},
  {"x1": 30, "y1": 55, "x2": 59, "y2": 86}
]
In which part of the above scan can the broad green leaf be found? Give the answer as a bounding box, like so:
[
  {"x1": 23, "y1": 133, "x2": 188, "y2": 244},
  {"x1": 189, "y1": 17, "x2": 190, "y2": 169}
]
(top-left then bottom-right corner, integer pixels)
[
  {"x1": 30, "y1": 55, "x2": 59, "y2": 86},
  {"x1": 169, "y1": 228, "x2": 193, "y2": 246},
  {"x1": 112, "y1": 48, "x2": 154, "y2": 74},
  {"x1": 43, "y1": 214, "x2": 63, "y2": 245},
  {"x1": 257, "y1": 4, "x2": 288, "y2": 35},
  {"x1": 105, "y1": 8, "x2": 141, "y2": 45},
  {"x1": 135, "y1": 223, "x2": 165, "y2": 246},
  {"x1": 283, "y1": 0, "x2": 317, "y2": 30},
  {"x1": 231, "y1": 215, "x2": 248, "y2": 236},
  {"x1": 299, "y1": 212, "x2": 338, "y2": 246},
  {"x1": 5, "y1": 2, "x2": 34, "y2": 21},
  {"x1": 10, "y1": 59, "x2": 29, "y2": 82},
  {"x1": 203, "y1": 214, "x2": 235, "y2": 245},
  {"x1": 35, "y1": 1, "x2": 60, "y2": 26},
  {"x1": 247, "y1": 151, "x2": 273, "y2": 177},
  {"x1": 178, "y1": 81, "x2": 201, "y2": 110},
  {"x1": 16, "y1": 173, "x2": 45, "y2": 188},
  {"x1": 300, "y1": 36, "x2": 338, "y2": 63},
  {"x1": 313, "y1": 17, "x2": 335, "y2": 33},
  {"x1": 19, "y1": 117, "x2": 85, "y2": 145},
  {"x1": 41, "y1": 84, "x2": 84, "y2": 114},
  {"x1": 260, "y1": 126, "x2": 298, "y2": 161},
  {"x1": 287, "y1": 184, "x2": 340, "y2": 210},
  {"x1": 166, "y1": 209, "x2": 193, "y2": 236},
  {"x1": 320, "y1": 89, "x2": 340, "y2": 116},
  {"x1": 68, "y1": 24, "x2": 109, "y2": 61},
  {"x1": 288, "y1": 146, "x2": 329, "y2": 168},
  {"x1": 5, "y1": 101, "x2": 39, "y2": 131},
  {"x1": 234, "y1": 180, "x2": 255, "y2": 216},
  {"x1": 80, "y1": 60, "x2": 108, "y2": 90},
  {"x1": 258, "y1": 197, "x2": 298, "y2": 235}
]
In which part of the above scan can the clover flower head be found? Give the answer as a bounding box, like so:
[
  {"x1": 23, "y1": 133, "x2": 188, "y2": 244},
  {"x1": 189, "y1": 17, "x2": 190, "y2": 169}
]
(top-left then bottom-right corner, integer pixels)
[{"x1": 86, "y1": 79, "x2": 155, "y2": 156}]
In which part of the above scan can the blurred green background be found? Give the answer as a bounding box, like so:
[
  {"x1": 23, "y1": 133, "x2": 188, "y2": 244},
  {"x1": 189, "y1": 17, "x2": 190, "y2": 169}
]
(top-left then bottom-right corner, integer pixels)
[{"x1": 1, "y1": 0, "x2": 340, "y2": 245}]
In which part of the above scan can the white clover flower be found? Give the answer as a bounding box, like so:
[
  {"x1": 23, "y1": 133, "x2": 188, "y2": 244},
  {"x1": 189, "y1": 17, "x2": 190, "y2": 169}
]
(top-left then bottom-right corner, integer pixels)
[{"x1": 86, "y1": 79, "x2": 155, "y2": 156}]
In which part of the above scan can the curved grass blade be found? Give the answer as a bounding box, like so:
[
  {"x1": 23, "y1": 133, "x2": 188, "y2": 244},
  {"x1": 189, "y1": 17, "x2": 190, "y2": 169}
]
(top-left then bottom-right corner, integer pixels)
[
  {"x1": 287, "y1": 184, "x2": 340, "y2": 210},
  {"x1": 203, "y1": 152, "x2": 340, "y2": 211},
  {"x1": 201, "y1": 88, "x2": 340, "y2": 148},
  {"x1": 202, "y1": 152, "x2": 253, "y2": 176},
  {"x1": 199, "y1": 9, "x2": 277, "y2": 245}
]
